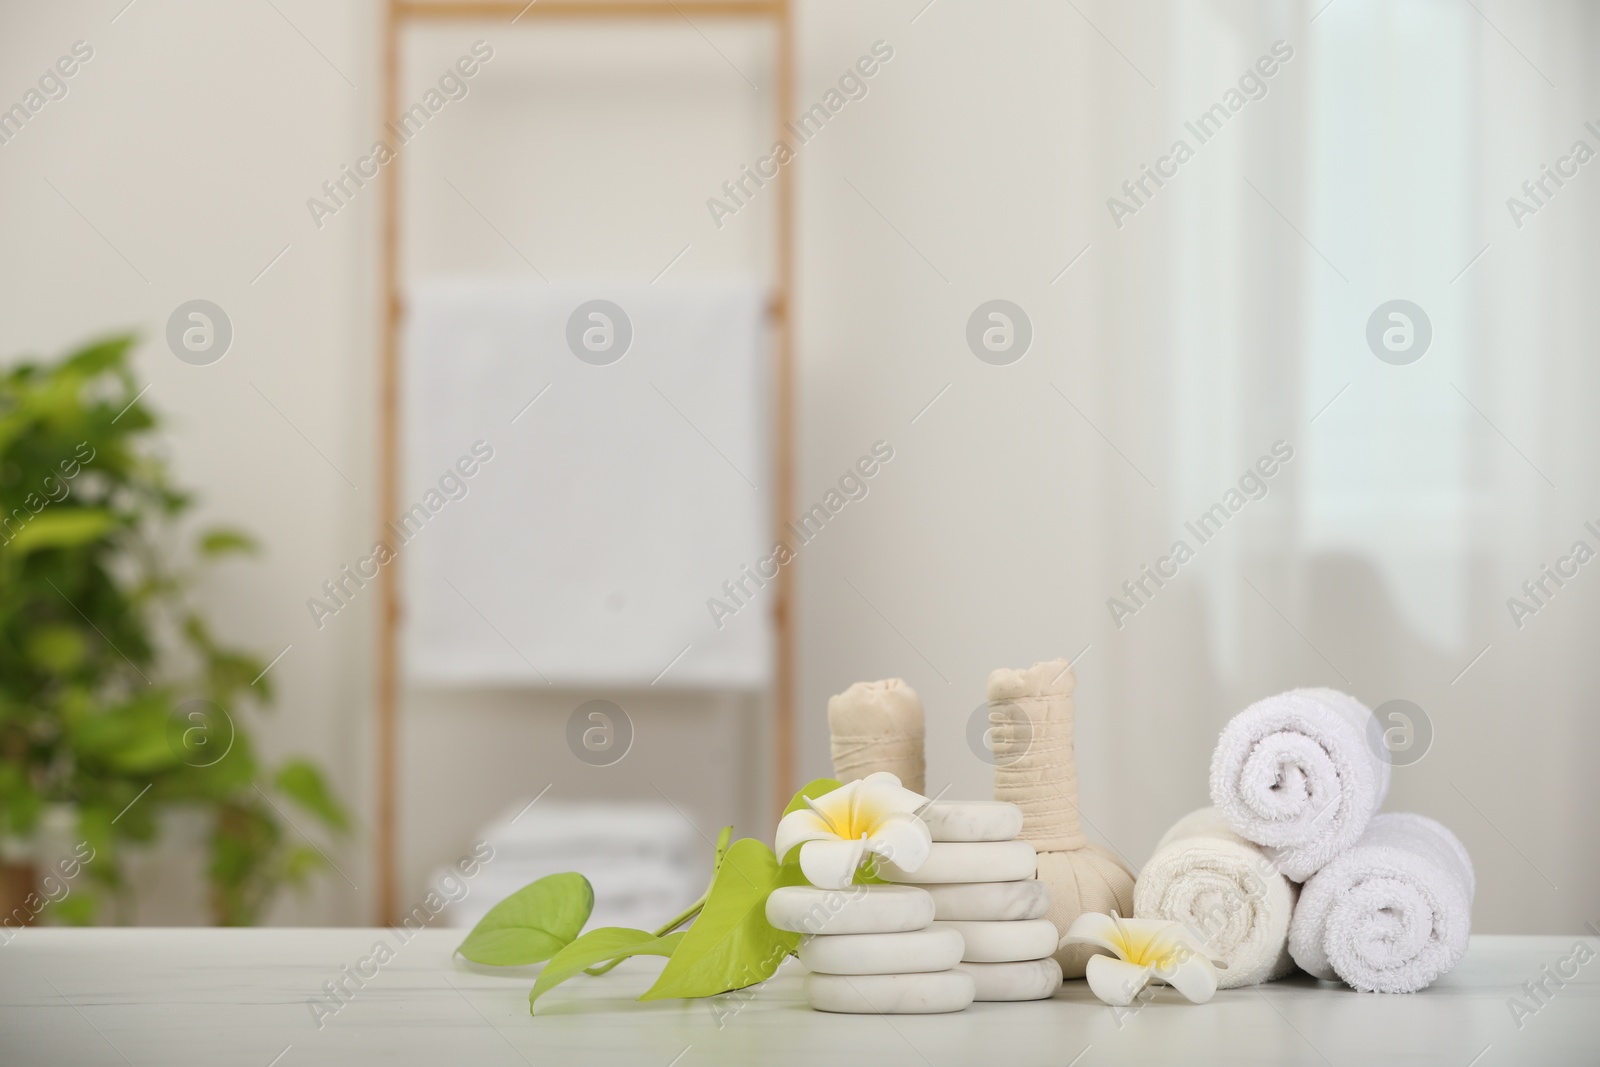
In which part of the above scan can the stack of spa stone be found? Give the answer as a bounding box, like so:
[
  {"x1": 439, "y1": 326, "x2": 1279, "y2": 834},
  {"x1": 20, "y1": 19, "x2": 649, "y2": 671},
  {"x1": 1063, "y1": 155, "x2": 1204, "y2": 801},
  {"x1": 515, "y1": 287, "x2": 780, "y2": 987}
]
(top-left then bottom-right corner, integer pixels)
[
  {"x1": 766, "y1": 884, "x2": 975, "y2": 1014},
  {"x1": 881, "y1": 801, "x2": 1063, "y2": 1001}
]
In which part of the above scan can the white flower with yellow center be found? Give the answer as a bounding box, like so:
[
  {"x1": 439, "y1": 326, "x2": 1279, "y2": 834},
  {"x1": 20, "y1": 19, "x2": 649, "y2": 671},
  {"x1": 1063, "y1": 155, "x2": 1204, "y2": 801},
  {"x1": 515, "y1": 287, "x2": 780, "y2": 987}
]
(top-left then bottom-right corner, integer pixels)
[
  {"x1": 773, "y1": 772, "x2": 932, "y2": 889},
  {"x1": 1061, "y1": 912, "x2": 1221, "y2": 1006}
]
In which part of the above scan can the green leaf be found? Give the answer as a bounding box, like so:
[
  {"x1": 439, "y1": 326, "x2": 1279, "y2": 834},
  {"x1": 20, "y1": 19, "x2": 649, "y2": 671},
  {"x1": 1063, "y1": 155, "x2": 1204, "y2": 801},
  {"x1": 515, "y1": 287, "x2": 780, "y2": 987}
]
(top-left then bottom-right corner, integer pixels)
[
  {"x1": 76, "y1": 805, "x2": 114, "y2": 867},
  {"x1": 281, "y1": 844, "x2": 325, "y2": 885},
  {"x1": 61, "y1": 334, "x2": 136, "y2": 376},
  {"x1": 0, "y1": 331, "x2": 344, "y2": 927},
  {"x1": 639, "y1": 838, "x2": 803, "y2": 1001},
  {"x1": 274, "y1": 760, "x2": 349, "y2": 833},
  {"x1": 71, "y1": 697, "x2": 180, "y2": 775},
  {"x1": 4, "y1": 509, "x2": 115, "y2": 554},
  {"x1": 198, "y1": 527, "x2": 258, "y2": 557},
  {"x1": 0, "y1": 765, "x2": 43, "y2": 837},
  {"x1": 457, "y1": 873, "x2": 593, "y2": 966},
  {"x1": 784, "y1": 778, "x2": 842, "y2": 816},
  {"x1": 529, "y1": 928, "x2": 683, "y2": 1013},
  {"x1": 52, "y1": 892, "x2": 97, "y2": 926},
  {"x1": 26, "y1": 625, "x2": 87, "y2": 672}
]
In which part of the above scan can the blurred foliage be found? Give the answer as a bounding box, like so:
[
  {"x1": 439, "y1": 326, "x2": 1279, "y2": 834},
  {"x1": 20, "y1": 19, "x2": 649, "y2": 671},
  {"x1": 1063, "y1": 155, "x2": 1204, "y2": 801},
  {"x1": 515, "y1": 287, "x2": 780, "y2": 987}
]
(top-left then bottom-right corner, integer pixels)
[{"x1": 0, "y1": 334, "x2": 348, "y2": 925}]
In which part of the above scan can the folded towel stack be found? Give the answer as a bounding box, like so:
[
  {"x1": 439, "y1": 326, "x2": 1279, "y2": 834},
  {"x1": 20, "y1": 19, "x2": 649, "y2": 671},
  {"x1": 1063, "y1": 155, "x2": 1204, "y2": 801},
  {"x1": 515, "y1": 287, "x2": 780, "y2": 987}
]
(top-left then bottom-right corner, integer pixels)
[
  {"x1": 767, "y1": 884, "x2": 975, "y2": 1014},
  {"x1": 881, "y1": 801, "x2": 1064, "y2": 1001},
  {"x1": 1132, "y1": 807, "x2": 1298, "y2": 988},
  {"x1": 1289, "y1": 813, "x2": 1475, "y2": 993},
  {"x1": 1209, "y1": 688, "x2": 1391, "y2": 882},
  {"x1": 445, "y1": 801, "x2": 700, "y2": 932}
]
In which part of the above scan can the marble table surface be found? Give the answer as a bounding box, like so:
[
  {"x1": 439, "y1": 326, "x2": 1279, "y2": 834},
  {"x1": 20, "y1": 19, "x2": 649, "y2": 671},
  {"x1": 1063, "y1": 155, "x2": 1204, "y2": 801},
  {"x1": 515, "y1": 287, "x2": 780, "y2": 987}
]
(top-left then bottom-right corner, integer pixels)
[{"x1": 1, "y1": 930, "x2": 1595, "y2": 1066}]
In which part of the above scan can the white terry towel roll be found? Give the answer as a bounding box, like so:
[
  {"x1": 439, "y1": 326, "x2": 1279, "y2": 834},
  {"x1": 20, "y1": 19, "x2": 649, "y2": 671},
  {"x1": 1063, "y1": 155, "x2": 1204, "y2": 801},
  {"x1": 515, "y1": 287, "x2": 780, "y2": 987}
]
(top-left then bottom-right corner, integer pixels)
[
  {"x1": 1132, "y1": 807, "x2": 1298, "y2": 988},
  {"x1": 1289, "y1": 813, "x2": 1474, "y2": 993},
  {"x1": 1209, "y1": 688, "x2": 1390, "y2": 881}
]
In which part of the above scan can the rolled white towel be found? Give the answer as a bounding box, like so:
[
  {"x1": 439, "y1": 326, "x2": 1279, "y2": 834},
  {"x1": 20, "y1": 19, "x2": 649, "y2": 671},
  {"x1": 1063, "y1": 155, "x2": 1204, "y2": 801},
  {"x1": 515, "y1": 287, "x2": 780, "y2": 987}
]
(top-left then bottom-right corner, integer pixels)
[
  {"x1": 1209, "y1": 688, "x2": 1390, "y2": 881},
  {"x1": 1289, "y1": 813, "x2": 1474, "y2": 993},
  {"x1": 1133, "y1": 807, "x2": 1298, "y2": 988}
]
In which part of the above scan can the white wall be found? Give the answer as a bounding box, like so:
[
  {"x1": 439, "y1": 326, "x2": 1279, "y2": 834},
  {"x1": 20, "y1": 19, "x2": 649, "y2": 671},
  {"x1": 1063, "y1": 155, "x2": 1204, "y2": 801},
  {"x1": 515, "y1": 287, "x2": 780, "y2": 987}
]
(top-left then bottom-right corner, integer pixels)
[
  {"x1": 2, "y1": 0, "x2": 381, "y2": 923},
  {"x1": 3, "y1": 0, "x2": 1596, "y2": 934}
]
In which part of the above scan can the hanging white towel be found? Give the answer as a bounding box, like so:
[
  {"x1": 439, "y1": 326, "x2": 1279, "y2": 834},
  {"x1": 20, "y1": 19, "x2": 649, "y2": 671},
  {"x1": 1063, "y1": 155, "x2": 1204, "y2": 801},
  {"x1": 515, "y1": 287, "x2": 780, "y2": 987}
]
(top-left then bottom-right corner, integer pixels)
[{"x1": 402, "y1": 279, "x2": 770, "y2": 687}]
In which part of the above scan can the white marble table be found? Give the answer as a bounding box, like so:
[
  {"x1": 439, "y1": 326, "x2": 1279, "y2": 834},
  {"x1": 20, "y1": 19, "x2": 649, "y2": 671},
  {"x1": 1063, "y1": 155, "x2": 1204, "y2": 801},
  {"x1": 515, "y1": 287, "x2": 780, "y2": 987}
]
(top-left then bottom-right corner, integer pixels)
[{"x1": 1, "y1": 930, "x2": 1595, "y2": 1065}]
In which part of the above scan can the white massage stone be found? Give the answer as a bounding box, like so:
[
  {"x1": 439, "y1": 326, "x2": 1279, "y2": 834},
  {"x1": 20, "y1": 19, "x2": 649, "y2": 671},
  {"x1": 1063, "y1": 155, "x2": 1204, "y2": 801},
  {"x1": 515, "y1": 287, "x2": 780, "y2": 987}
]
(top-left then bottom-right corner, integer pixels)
[
  {"x1": 923, "y1": 879, "x2": 1051, "y2": 921},
  {"x1": 804, "y1": 971, "x2": 976, "y2": 1014},
  {"x1": 935, "y1": 919, "x2": 1059, "y2": 963},
  {"x1": 920, "y1": 801, "x2": 1025, "y2": 843},
  {"x1": 798, "y1": 927, "x2": 965, "y2": 975},
  {"x1": 957, "y1": 958, "x2": 1064, "y2": 1001},
  {"x1": 879, "y1": 840, "x2": 1037, "y2": 884},
  {"x1": 766, "y1": 885, "x2": 934, "y2": 935}
]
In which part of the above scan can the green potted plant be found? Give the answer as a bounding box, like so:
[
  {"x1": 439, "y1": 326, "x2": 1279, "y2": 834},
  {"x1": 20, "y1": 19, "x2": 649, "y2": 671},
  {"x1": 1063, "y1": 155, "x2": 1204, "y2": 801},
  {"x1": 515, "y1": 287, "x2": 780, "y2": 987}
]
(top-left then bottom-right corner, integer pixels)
[{"x1": 0, "y1": 334, "x2": 348, "y2": 927}]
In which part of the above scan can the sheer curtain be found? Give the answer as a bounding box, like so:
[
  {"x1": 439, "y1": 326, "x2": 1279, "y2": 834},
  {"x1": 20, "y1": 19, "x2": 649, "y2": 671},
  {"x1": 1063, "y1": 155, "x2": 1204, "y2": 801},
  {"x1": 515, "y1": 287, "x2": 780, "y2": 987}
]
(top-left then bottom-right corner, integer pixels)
[
  {"x1": 1086, "y1": 0, "x2": 1600, "y2": 932},
  {"x1": 801, "y1": 0, "x2": 1599, "y2": 934}
]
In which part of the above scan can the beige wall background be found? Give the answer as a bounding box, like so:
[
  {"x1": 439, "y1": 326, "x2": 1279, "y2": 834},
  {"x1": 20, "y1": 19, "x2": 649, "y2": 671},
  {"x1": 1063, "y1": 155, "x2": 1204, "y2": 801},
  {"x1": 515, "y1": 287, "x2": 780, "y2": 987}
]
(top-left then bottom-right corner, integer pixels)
[{"x1": 2, "y1": 0, "x2": 1595, "y2": 933}]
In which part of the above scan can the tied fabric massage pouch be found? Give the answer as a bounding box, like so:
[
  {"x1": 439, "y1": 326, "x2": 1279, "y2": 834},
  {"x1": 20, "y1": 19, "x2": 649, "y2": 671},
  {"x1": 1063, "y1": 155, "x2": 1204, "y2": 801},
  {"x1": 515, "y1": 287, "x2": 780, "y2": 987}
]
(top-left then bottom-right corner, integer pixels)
[
  {"x1": 987, "y1": 658, "x2": 1136, "y2": 977},
  {"x1": 828, "y1": 678, "x2": 925, "y2": 793}
]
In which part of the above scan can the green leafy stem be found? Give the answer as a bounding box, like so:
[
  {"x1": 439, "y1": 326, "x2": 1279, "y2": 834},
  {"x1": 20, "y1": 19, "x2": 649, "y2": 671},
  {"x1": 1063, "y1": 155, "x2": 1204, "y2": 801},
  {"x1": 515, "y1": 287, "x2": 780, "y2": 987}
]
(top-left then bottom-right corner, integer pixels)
[
  {"x1": 580, "y1": 823, "x2": 733, "y2": 979},
  {"x1": 454, "y1": 778, "x2": 845, "y2": 1012}
]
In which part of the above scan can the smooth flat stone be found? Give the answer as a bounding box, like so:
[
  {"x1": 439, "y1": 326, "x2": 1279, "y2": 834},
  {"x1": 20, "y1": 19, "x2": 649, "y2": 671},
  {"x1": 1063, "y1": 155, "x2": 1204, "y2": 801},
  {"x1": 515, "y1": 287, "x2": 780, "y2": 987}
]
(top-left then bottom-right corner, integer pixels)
[
  {"x1": 805, "y1": 970, "x2": 976, "y2": 1014},
  {"x1": 935, "y1": 919, "x2": 1059, "y2": 963},
  {"x1": 920, "y1": 801, "x2": 1024, "y2": 842},
  {"x1": 766, "y1": 885, "x2": 934, "y2": 935},
  {"x1": 924, "y1": 879, "x2": 1051, "y2": 921},
  {"x1": 798, "y1": 927, "x2": 965, "y2": 975},
  {"x1": 879, "y1": 840, "x2": 1037, "y2": 884},
  {"x1": 956, "y1": 958, "x2": 1064, "y2": 1001}
]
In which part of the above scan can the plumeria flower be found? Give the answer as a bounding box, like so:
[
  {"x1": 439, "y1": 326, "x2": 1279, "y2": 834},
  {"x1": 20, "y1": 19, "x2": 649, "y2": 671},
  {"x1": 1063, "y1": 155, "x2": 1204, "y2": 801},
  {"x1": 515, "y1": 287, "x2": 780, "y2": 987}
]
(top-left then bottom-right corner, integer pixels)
[
  {"x1": 774, "y1": 772, "x2": 932, "y2": 889},
  {"x1": 1061, "y1": 912, "x2": 1222, "y2": 1006}
]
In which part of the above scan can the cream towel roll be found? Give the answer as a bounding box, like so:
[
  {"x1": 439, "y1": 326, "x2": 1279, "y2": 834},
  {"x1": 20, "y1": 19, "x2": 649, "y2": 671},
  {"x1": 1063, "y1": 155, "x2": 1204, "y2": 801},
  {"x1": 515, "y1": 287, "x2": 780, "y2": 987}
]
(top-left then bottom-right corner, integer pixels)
[
  {"x1": 989, "y1": 659, "x2": 1135, "y2": 978},
  {"x1": 1133, "y1": 807, "x2": 1299, "y2": 988},
  {"x1": 828, "y1": 678, "x2": 925, "y2": 794}
]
